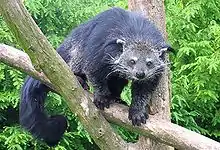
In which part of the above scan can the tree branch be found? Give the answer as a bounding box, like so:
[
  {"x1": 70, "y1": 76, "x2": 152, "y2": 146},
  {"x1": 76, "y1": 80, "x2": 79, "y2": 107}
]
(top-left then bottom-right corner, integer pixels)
[{"x1": 1, "y1": 44, "x2": 220, "y2": 150}]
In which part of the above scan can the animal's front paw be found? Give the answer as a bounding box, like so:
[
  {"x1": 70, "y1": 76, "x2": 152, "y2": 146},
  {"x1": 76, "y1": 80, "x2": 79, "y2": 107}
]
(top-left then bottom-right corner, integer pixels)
[
  {"x1": 128, "y1": 107, "x2": 149, "y2": 126},
  {"x1": 93, "y1": 94, "x2": 113, "y2": 110}
]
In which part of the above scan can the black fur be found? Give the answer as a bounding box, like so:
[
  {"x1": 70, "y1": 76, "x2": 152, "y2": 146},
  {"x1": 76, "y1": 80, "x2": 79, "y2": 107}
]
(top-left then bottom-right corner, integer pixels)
[
  {"x1": 19, "y1": 7, "x2": 171, "y2": 146},
  {"x1": 20, "y1": 77, "x2": 67, "y2": 146}
]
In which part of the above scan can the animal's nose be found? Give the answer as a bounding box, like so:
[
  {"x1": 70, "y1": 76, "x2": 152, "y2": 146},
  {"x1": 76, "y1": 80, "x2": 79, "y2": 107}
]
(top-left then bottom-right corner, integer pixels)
[{"x1": 136, "y1": 72, "x2": 145, "y2": 79}]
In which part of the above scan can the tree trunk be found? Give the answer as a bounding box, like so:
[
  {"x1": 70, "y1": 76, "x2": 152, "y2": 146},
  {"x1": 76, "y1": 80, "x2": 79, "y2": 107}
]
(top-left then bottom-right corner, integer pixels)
[{"x1": 128, "y1": 0, "x2": 173, "y2": 149}]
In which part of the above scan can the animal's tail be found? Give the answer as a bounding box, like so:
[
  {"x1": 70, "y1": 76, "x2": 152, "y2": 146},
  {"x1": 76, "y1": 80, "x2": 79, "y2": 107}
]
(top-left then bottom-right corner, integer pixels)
[{"x1": 19, "y1": 77, "x2": 67, "y2": 146}]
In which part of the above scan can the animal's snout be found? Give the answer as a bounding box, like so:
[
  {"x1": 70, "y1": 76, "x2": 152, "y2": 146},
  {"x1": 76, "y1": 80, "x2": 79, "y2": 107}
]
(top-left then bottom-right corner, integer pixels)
[{"x1": 136, "y1": 72, "x2": 145, "y2": 79}]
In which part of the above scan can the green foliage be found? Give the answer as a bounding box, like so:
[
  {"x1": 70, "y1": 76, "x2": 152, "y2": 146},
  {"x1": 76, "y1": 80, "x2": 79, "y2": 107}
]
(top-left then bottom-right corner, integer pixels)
[
  {"x1": 0, "y1": 126, "x2": 35, "y2": 150},
  {"x1": 121, "y1": 81, "x2": 132, "y2": 105},
  {"x1": 166, "y1": 0, "x2": 220, "y2": 141}
]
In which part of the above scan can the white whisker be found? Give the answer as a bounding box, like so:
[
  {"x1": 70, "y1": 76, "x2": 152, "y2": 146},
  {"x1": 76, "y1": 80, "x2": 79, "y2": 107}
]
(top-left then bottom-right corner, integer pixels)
[
  {"x1": 106, "y1": 69, "x2": 118, "y2": 79},
  {"x1": 106, "y1": 53, "x2": 115, "y2": 60}
]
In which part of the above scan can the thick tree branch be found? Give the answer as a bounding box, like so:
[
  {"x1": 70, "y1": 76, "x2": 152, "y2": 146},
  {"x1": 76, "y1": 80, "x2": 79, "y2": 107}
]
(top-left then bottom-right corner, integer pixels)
[
  {"x1": 1, "y1": 44, "x2": 220, "y2": 150},
  {"x1": 0, "y1": 1, "x2": 127, "y2": 150}
]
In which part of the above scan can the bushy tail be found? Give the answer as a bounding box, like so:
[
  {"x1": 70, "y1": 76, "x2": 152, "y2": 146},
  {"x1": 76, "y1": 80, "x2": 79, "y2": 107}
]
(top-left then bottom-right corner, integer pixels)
[{"x1": 19, "y1": 77, "x2": 67, "y2": 146}]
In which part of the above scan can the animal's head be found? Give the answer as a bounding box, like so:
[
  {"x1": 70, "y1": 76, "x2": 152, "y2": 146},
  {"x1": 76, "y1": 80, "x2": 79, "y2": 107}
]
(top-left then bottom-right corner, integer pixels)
[{"x1": 110, "y1": 39, "x2": 172, "y2": 81}]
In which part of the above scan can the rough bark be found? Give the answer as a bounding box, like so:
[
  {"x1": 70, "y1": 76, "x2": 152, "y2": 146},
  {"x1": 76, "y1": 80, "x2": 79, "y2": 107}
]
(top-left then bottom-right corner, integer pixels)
[
  {"x1": 1, "y1": 44, "x2": 220, "y2": 150},
  {"x1": 0, "y1": 1, "x2": 127, "y2": 150},
  {"x1": 128, "y1": 0, "x2": 173, "y2": 149}
]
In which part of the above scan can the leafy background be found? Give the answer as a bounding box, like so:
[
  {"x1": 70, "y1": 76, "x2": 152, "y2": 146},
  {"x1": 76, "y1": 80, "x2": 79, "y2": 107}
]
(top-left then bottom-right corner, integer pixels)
[{"x1": 0, "y1": 0, "x2": 220, "y2": 149}]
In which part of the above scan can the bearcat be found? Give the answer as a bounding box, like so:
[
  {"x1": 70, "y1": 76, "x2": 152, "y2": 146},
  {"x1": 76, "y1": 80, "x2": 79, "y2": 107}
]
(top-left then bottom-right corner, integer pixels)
[{"x1": 19, "y1": 7, "x2": 172, "y2": 146}]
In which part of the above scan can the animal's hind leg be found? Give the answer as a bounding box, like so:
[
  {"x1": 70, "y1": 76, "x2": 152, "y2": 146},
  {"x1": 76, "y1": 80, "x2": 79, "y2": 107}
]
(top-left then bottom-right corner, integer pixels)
[
  {"x1": 107, "y1": 76, "x2": 128, "y2": 105},
  {"x1": 74, "y1": 73, "x2": 89, "y2": 90}
]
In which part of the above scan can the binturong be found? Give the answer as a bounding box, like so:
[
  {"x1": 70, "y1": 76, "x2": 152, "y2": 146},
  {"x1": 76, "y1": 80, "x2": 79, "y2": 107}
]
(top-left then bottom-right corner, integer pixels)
[{"x1": 19, "y1": 7, "x2": 173, "y2": 146}]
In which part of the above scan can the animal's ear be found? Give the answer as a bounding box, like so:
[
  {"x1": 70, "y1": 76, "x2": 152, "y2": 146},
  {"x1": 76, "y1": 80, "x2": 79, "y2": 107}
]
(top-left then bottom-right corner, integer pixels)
[
  {"x1": 116, "y1": 39, "x2": 125, "y2": 52},
  {"x1": 159, "y1": 44, "x2": 174, "y2": 58},
  {"x1": 160, "y1": 47, "x2": 168, "y2": 54},
  {"x1": 103, "y1": 39, "x2": 124, "y2": 49},
  {"x1": 166, "y1": 46, "x2": 174, "y2": 52},
  {"x1": 161, "y1": 44, "x2": 174, "y2": 53},
  {"x1": 116, "y1": 39, "x2": 125, "y2": 45}
]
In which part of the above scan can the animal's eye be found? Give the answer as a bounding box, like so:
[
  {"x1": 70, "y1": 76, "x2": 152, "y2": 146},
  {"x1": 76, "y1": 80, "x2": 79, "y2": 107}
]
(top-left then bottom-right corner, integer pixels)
[
  {"x1": 129, "y1": 59, "x2": 136, "y2": 65},
  {"x1": 146, "y1": 60, "x2": 153, "y2": 67}
]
